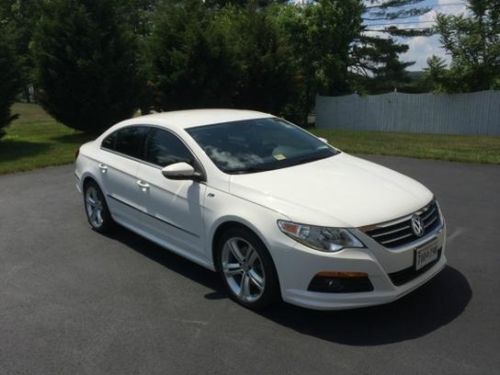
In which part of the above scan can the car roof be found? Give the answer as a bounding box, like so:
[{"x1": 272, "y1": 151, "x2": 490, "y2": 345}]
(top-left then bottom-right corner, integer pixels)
[{"x1": 122, "y1": 109, "x2": 274, "y2": 130}]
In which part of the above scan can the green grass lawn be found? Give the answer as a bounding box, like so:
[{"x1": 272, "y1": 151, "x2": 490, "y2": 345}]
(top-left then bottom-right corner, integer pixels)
[
  {"x1": 0, "y1": 103, "x2": 499, "y2": 175},
  {"x1": 312, "y1": 128, "x2": 500, "y2": 165},
  {"x1": 0, "y1": 103, "x2": 92, "y2": 174}
]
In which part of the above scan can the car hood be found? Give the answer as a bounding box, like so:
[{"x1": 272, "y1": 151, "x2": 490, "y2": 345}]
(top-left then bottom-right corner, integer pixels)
[{"x1": 229, "y1": 153, "x2": 433, "y2": 228}]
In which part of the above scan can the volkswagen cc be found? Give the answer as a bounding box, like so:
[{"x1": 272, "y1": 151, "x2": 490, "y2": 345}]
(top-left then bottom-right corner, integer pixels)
[{"x1": 75, "y1": 109, "x2": 446, "y2": 310}]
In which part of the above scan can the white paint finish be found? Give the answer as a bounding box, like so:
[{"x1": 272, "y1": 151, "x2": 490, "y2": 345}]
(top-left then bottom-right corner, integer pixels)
[
  {"x1": 117, "y1": 109, "x2": 273, "y2": 130},
  {"x1": 75, "y1": 109, "x2": 446, "y2": 310},
  {"x1": 136, "y1": 162, "x2": 207, "y2": 259},
  {"x1": 230, "y1": 153, "x2": 433, "y2": 227}
]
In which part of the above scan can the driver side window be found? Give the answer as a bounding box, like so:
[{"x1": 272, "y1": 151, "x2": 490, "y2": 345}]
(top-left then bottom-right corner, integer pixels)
[{"x1": 145, "y1": 128, "x2": 193, "y2": 167}]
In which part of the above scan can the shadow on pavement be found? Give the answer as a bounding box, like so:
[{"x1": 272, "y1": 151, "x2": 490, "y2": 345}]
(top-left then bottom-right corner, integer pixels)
[
  {"x1": 261, "y1": 265, "x2": 471, "y2": 345},
  {"x1": 106, "y1": 226, "x2": 471, "y2": 346},
  {"x1": 105, "y1": 226, "x2": 222, "y2": 290}
]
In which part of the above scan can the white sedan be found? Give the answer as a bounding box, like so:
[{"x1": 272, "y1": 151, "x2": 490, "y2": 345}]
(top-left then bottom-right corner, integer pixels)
[{"x1": 75, "y1": 109, "x2": 446, "y2": 310}]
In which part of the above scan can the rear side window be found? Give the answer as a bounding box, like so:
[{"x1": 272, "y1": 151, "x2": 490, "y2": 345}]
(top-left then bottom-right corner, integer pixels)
[
  {"x1": 145, "y1": 128, "x2": 193, "y2": 167},
  {"x1": 101, "y1": 132, "x2": 117, "y2": 150},
  {"x1": 102, "y1": 126, "x2": 149, "y2": 160}
]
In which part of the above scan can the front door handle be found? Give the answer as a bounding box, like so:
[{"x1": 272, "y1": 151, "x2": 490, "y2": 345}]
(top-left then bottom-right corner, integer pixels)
[
  {"x1": 137, "y1": 180, "x2": 150, "y2": 191},
  {"x1": 98, "y1": 163, "x2": 108, "y2": 173}
]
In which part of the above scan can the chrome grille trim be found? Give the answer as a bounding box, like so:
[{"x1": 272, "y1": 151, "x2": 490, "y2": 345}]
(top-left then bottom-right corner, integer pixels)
[
  {"x1": 421, "y1": 205, "x2": 436, "y2": 221},
  {"x1": 424, "y1": 214, "x2": 438, "y2": 228},
  {"x1": 380, "y1": 232, "x2": 414, "y2": 245},
  {"x1": 362, "y1": 200, "x2": 442, "y2": 249},
  {"x1": 371, "y1": 225, "x2": 410, "y2": 238}
]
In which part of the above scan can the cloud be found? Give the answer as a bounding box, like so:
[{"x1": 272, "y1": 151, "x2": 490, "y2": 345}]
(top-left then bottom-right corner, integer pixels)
[
  {"x1": 399, "y1": 0, "x2": 468, "y2": 70},
  {"x1": 402, "y1": 35, "x2": 449, "y2": 70}
]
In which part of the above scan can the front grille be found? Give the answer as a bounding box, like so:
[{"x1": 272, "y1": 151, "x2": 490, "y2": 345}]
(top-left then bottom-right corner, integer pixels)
[{"x1": 364, "y1": 201, "x2": 441, "y2": 248}]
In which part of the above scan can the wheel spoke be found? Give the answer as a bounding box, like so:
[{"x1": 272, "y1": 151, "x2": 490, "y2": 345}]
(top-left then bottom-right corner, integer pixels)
[
  {"x1": 224, "y1": 263, "x2": 243, "y2": 276},
  {"x1": 239, "y1": 273, "x2": 251, "y2": 299},
  {"x1": 86, "y1": 197, "x2": 96, "y2": 207},
  {"x1": 248, "y1": 269, "x2": 264, "y2": 291},
  {"x1": 96, "y1": 209, "x2": 103, "y2": 225},
  {"x1": 90, "y1": 208, "x2": 98, "y2": 223},
  {"x1": 246, "y1": 247, "x2": 258, "y2": 267},
  {"x1": 229, "y1": 240, "x2": 245, "y2": 263}
]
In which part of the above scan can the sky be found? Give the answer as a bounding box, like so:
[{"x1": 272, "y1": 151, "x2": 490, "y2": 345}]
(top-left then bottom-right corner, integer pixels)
[{"x1": 365, "y1": 0, "x2": 469, "y2": 71}]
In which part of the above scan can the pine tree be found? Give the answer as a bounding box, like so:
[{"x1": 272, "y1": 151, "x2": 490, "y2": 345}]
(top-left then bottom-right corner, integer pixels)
[
  {"x1": 32, "y1": 0, "x2": 142, "y2": 133},
  {"x1": 0, "y1": 28, "x2": 21, "y2": 139},
  {"x1": 352, "y1": 0, "x2": 434, "y2": 93},
  {"x1": 0, "y1": 1, "x2": 41, "y2": 103}
]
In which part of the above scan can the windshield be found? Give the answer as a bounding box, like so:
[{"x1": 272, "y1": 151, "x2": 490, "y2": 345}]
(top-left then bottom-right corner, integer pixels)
[{"x1": 186, "y1": 117, "x2": 339, "y2": 174}]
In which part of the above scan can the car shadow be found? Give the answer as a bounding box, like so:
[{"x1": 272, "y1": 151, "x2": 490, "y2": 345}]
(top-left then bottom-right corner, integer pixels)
[
  {"x1": 260, "y1": 265, "x2": 471, "y2": 345},
  {"x1": 105, "y1": 226, "x2": 223, "y2": 292},
  {"x1": 105, "y1": 226, "x2": 471, "y2": 346}
]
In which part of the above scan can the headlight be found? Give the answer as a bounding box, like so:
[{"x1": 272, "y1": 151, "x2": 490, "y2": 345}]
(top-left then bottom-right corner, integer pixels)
[{"x1": 277, "y1": 220, "x2": 364, "y2": 252}]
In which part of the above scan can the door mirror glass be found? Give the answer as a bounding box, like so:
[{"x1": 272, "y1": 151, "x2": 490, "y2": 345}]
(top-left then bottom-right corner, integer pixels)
[{"x1": 162, "y1": 162, "x2": 200, "y2": 180}]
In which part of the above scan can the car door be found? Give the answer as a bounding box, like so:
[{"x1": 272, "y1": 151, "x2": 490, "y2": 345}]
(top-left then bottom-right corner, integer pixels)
[
  {"x1": 98, "y1": 126, "x2": 150, "y2": 230},
  {"x1": 136, "y1": 127, "x2": 207, "y2": 259}
]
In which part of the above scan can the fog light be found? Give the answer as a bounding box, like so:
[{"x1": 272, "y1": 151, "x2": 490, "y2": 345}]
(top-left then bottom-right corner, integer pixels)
[{"x1": 308, "y1": 271, "x2": 374, "y2": 293}]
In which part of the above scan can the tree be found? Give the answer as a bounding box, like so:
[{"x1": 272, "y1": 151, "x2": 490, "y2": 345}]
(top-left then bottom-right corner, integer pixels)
[
  {"x1": 146, "y1": 0, "x2": 235, "y2": 109},
  {"x1": 146, "y1": 1, "x2": 295, "y2": 115},
  {"x1": 272, "y1": 0, "x2": 363, "y2": 123},
  {"x1": 0, "y1": 1, "x2": 42, "y2": 102},
  {"x1": 363, "y1": 0, "x2": 433, "y2": 38},
  {"x1": 32, "y1": 0, "x2": 142, "y2": 133},
  {"x1": 435, "y1": 0, "x2": 499, "y2": 92},
  {"x1": 422, "y1": 55, "x2": 448, "y2": 92},
  {"x1": 352, "y1": 35, "x2": 413, "y2": 93},
  {"x1": 211, "y1": 5, "x2": 296, "y2": 114},
  {"x1": 351, "y1": 0, "x2": 435, "y2": 93},
  {"x1": 204, "y1": 0, "x2": 288, "y2": 8},
  {"x1": 0, "y1": 27, "x2": 21, "y2": 139}
]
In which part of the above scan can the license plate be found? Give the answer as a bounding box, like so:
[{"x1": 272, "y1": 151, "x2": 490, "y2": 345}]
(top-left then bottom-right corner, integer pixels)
[{"x1": 415, "y1": 241, "x2": 439, "y2": 271}]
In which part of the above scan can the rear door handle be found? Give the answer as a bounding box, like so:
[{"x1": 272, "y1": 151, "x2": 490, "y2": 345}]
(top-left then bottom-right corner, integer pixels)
[
  {"x1": 137, "y1": 180, "x2": 150, "y2": 191},
  {"x1": 98, "y1": 163, "x2": 108, "y2": 173}
]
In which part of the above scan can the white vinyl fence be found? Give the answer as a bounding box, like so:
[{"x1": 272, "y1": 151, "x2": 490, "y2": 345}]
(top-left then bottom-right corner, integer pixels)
[{"x1": 315, "y1": 90, "x2": 500, "y2": 135}]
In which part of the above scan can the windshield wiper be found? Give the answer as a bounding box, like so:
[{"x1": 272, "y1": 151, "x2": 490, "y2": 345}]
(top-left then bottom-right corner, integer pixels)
[{"x1": 229, "y1": 165, "x2": 272, "y2": 174}]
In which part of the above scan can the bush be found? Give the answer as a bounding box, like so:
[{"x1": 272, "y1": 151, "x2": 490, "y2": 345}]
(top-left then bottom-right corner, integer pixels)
[
  {"x1": 32, "y1": 0, "x2": 141, "y2": 133},
  {"x1": 0, "y1": 31, "x2": 21, "y2": 139}
]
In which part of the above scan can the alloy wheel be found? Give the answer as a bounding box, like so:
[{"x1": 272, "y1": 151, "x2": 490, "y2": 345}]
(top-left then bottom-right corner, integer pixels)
[
  {"x1": 221, "y1": 237, "x2": 266, "y2": 303},
  {"x1": 85, "y1": 186, "x2": 104, "y2": 228}
]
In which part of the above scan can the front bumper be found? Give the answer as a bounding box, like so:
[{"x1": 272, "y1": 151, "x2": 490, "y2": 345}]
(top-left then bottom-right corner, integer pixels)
[{"x1": 273, "y1": 221, "x2": 447, "y2": 310}]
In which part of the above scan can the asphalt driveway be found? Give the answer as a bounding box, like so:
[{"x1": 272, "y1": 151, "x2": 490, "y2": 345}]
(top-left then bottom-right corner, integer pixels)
[{"x1": 0, "y1": 155, "x2": 499, "y2": 374}]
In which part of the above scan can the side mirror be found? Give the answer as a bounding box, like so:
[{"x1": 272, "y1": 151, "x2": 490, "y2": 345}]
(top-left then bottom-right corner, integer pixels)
[
  {"x1": 161, "y1": 162, "x2": 203, "y2": 181},
  {"x1": 318, "y1": 137, "x2": 328, "y2": 144}
]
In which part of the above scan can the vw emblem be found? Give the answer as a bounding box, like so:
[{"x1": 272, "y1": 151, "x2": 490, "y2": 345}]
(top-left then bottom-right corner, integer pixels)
[{"x1": 411, "y1": 214, "x2": 424, "y2": 237}]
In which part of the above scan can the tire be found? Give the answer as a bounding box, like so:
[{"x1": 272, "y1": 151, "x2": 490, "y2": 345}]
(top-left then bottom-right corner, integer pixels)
[
  {"x1": 83, "y1": 180, "x2": 115, "y2": 233},
  {"x1": 216, "y1": 226, "x2": 280, "y2": 311}
]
